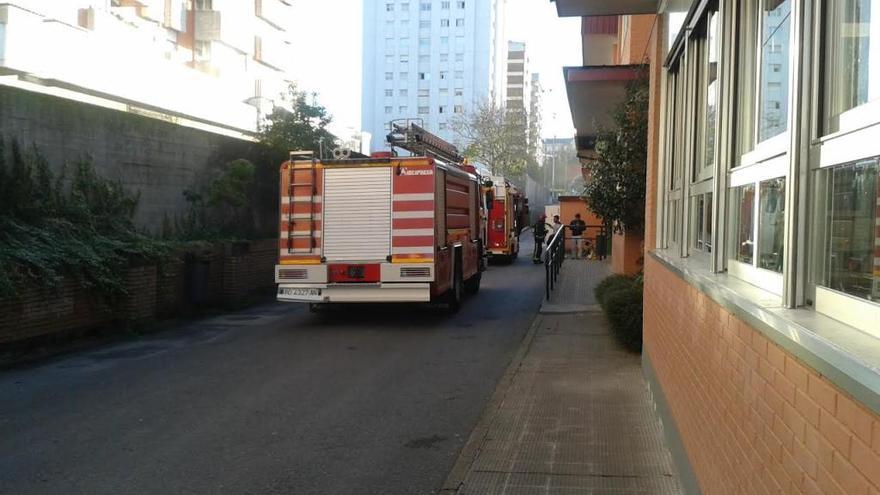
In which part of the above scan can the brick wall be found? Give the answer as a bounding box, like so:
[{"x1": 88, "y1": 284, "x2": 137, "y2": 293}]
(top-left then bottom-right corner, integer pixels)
[
  {"x1": 644, "y1": 255, "x2": 880, "y2": 494},
  {"x1": 0, "y1": 239, "x2": 278, "y2": 347},
  {"x1": 220, "y1": 239, "x2": 277, "y2": 303},
  {"x1": 611, "y1": 232, "x2": 643, "y2": 275},
  {"x1": 0, "y1": 278, "x2": 112, "y2": 345}
]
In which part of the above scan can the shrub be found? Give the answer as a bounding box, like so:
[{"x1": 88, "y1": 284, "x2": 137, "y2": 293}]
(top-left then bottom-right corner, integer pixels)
[
  {"x1": 0, "y1": 138, "x2": 169, "y2": 301},
  {"x1": 595, "y1": 274, "x2": 637, "y2": 306},
  {"x1": 594, "y1": 274, "x2": 643, "y2": 353}
]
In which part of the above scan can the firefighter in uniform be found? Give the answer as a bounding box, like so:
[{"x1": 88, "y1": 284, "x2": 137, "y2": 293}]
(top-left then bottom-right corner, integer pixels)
[{"x1": 532, "y1": 214, "x2": 552, "y2": 264}]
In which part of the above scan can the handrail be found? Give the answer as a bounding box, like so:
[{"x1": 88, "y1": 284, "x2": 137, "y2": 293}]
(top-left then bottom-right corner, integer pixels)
[
  {"x1": 544, "y1": 223, "x2": 609, "y2": 300},
  {"x1": 545, "y1": 225, "x2": 567, "y2": 300}
]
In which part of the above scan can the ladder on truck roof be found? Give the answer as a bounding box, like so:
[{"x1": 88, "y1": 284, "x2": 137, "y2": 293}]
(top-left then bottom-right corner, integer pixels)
[
  {"x1": 386, "y1": 120, "x2": 464, "y2": 164},
  {"x1": 287, "y1": 151, "x2": 318, "y2": 254}
]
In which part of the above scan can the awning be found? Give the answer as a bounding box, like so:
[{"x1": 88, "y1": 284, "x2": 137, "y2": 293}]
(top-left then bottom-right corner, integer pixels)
[
  {"x1": 563, "y1": 65, "x2": 641, "y2": 153},
  {"x1": 551, "y1": 0, "x2": 658, "y2": 17}
]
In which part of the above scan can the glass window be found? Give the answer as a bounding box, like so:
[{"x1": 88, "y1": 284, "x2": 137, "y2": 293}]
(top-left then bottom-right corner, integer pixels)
[
  {"x1": 455, "y1": 70, "x2": 463, "y2": 79},
  {"x1": 399, "y1": 105, "x2": 408, "y2": 113},
  {"x1": 385, "y1": 72, "x2": 393, "y2": 80},
  {"x1": 440, "y1": 53, "x2": 448, "y2": 62},
  {"x1": 418, "y1": 106, "x2": 429, "y2": 114},
  {"x1": 399, "y1": 89, "x2": 408, "y2": 97},
  {"x1": 703, "y1": 12, "x2": 719, "y2": 172},
  {"x1": 400, "y1": 54, "x2": 409, "y2": 63},
  {"x1": 399, "y1": 71, "x2": 408, "y2": 79},
  {"x1": 823, "y1": 0, "x2": 880, "y2": 133},
  {"x1": 385, "y1": 106, "x2": 393, "y2": 113},
  {"x1": 456, "y1": 18, "x2": 464, "y2": 27},
  {"x1": 419, "y1": 89, "x2": 429, "y2": 97},
  {"x1": 442, "y1": 1, "x2": 450, "y2": 9},
  {"x1": 440, "y1": 71, "x2": 448, "y2": 79},
  {"x1": 420, "y1": 2, "x2": 431, "y2": 11},
  {"x1": 757, "y1": 177, "x2": 786, "y2": 272},
  {"x1": 454, "y1": 105, "x2": 464, "y2": 113},
  {"x1": 419, "y1": 72, "x2": 430, "y2": 80},
  {"x1": 441, "y1": 19, "x2": 449, "y2": 27},
  {"x1": 733, "y1": 184, "x2": 756, "y2": 265},
  {"x1": 420, "y1": 20, "x2": 430, "y2": 28},
  {"x1": 454, "y1": 88, "x2": 463, "y2": 97},
  {"x1": 821, "y1": 158, "x2": 880, "y2": 302},
  {"x1": 691, "y1": 193, "x2": 714, "y2": 253},
  {"x1": 419, "y1": 37, "x2": 429, "y2": 47},
  {"x1": 757, "y1": 0, "x2": 791, "y2": 142},
  {"x1": 455, "y1": 53, "x2": 464, "y2": 62},
  {"x1": 385, "y1": 89, "x2": 393, "y2": 97},
  {"x1": 386, "y1": 3, "x2": 394, "y2": 12}
]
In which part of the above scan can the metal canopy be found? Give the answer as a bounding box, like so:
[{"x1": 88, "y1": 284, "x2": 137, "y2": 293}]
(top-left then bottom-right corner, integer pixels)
[
  {"x1": 552, "y1": 0, "x2": 658, "y2": 17},
  {"x1": 563, "y1": 65, "x2": 642, "y2": 151}
]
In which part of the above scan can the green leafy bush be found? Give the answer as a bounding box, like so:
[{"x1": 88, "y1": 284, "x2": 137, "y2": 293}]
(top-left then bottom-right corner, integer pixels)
[
  {"x1": 595, "y1": 274, "x2": 637, "y2": 306},
  {"x1": 594, "y1": 274, "x2": 643, "y2": 353},
  {"x1": 0, "y1": 138, "x2": 169, "y2": 301}
]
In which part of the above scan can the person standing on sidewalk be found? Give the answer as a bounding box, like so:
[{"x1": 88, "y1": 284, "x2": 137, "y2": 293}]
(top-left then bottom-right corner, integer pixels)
[
  {"x1": 531, "y1": 215, "x2": 552, "y2": 263},
  {"x1": 569, "y1": 213, "x2": 586, "y2": 259},
  {"x1": 550, "y1": 215, "x2": 563, "y2": 236}
]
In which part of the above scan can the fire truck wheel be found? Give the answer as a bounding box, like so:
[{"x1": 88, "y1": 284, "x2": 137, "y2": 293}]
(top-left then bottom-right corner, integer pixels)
[
  {"x1": 445, "y1": 267, "x2": 464, "y2": 312},
  {"x1": 464, "y1": 273, "x2": 482, "y2": 294}
]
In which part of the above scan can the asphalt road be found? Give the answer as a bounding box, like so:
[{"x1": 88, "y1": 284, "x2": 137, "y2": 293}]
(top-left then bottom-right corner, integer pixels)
[{"x1": 0, "y1": 237, "x2": 545, "y2": 495}]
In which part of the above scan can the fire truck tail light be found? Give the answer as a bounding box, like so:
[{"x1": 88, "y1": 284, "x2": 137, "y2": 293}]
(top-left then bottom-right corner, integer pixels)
[{"x1": 400, "y1": 267, "x2": 431, "y2": 278}]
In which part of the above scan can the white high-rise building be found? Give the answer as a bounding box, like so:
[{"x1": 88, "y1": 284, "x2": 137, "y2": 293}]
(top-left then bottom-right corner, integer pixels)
[{"x1": 361, "y1": 0, "x2": 506, "y2": 151}]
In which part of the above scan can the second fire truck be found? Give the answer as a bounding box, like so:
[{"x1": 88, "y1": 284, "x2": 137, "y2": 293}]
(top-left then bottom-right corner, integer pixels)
[
  {"x1": 486, "y1": 176, "x2": 528, "y2": 263},
  {"x1": 275, "y1": 122, "x2": 486, "y2": 311}
]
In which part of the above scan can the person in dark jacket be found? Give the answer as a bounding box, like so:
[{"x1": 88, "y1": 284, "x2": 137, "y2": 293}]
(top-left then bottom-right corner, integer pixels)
[
  {"x1": 532, "y1": 214, "x2": 552, "y2": 263},
  {"x1": 569, "y1": 213, "x2": 587, "y2": 259}
]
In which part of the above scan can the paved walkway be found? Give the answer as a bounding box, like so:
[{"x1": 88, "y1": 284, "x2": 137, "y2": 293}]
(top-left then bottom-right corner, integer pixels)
[{"x1": 442, "y1": 260, "x2": 682, "y2": 494}]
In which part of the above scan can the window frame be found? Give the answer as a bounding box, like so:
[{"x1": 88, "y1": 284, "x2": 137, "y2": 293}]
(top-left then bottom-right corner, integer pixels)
[{"x1": 807, "y1": 0, "x2": 880, "y2": 334}]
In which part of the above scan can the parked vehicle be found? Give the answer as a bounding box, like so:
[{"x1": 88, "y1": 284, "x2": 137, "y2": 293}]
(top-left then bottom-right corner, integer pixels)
[
  {"x1": 275, "y1": 122, "x2": 485, "y2": 311},
  {"x1": 486, "y1": 176, "x2": 528, "y2": 263}
]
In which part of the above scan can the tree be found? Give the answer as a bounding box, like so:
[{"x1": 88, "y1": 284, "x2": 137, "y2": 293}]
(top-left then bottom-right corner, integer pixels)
[
  {"x1": 584, "y1": 70, "x2": 649, "y2": 234},
  {"x1": 450, "y1": 100, "x2": 531, "y2": 179},
  {"x1": 259, "y1": 83, "x2": 337, "y2": 158}
]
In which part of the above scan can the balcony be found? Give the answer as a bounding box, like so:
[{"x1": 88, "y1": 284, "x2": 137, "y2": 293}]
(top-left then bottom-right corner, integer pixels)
[
  {"x1": 194, "y1": 9, "x2": 221, "y2": 42},
  {"x1": 563, "y1": 65, "x2": 641, "y2": 153},
  {"x1": 255, "y1": 0, "x2": 291, "y2": 30},
  {"x1": 551, "y1": 0, "x2": 658, "y2": 17}
]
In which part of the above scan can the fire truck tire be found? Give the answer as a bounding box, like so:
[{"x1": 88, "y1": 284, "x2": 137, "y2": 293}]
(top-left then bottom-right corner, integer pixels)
[{"x1": 464, "y1": 273, "x2": 482, "y2": 294}]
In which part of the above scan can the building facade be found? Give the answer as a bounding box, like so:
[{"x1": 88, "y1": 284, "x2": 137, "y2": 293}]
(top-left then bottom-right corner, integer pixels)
[
  {"x1": 361, "y1": 0, "x2": 506, "y2": 151},
  {"x1": 555, "y1": 0, "x2": 880, "y2": 493},
  {"x1": 505, "y1": 40, "x2": 529, "y2": 111},
  {"x1": 0, "y1": 0, "x2": 296, "y2": 136}
]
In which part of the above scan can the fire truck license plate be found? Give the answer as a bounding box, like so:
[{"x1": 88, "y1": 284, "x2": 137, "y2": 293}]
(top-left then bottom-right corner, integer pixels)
[{"x1": 280, "y1": 288, "x2": 321, "y2": 300}]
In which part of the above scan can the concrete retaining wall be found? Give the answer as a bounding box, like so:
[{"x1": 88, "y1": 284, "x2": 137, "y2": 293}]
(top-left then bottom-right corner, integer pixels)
[{"x1": 0, "y1": 85, "x2": 255, "y2": 231}]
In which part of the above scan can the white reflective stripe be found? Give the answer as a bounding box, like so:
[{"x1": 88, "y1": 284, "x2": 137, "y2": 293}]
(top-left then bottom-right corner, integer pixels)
[
  {"x1": 392, "y1": 229, "x2": 434, "y2": 236},
  {"x1": 392, "y1": 211, "x2": 434, "y2": 219},
  {"x1": 281, "y1": 231, "x2": 322, "y2": 238},
  {"x1": 281, "y1": 196, "x2": 323, "y2": 203},
  {"x1": 392, "y1": 193, "x2": 433, "y2": 201},
  {"x1": 392, "y1": 246, "x2": 434, "y2": 254}
]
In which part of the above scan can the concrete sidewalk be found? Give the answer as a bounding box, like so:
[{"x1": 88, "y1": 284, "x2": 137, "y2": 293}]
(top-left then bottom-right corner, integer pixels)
[{"x1": 442, "y1": 260, "x2": 682, "y2": 494}]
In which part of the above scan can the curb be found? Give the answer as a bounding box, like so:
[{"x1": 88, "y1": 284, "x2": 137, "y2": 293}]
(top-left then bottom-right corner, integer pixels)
[{"x1": 438, "y1": 311, "x2": 545, "y2": 494}]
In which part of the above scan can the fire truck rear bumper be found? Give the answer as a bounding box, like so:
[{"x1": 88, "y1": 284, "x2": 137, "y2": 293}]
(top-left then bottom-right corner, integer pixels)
[{"x1": 277, "y1": 283, "x2": 431, "y2": 303}]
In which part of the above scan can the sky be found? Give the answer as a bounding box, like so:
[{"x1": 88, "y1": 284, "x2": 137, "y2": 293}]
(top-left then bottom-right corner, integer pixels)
[{"x1": 289, "y1": 0, "x2": 582, "y2": 140}]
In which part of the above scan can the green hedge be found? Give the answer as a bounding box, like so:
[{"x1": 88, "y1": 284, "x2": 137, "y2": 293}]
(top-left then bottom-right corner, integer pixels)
[{"x1": 594, "y1": 274, "x2": 643, "y2": 353}]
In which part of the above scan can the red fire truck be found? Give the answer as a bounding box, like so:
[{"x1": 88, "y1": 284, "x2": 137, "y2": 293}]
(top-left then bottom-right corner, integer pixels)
[
  {"x1": 275, "y1": 122, "x2": 485, "y2": 311},
  {"x1": 486, "y1": 176, "x2": 527, "y2": 263}
]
